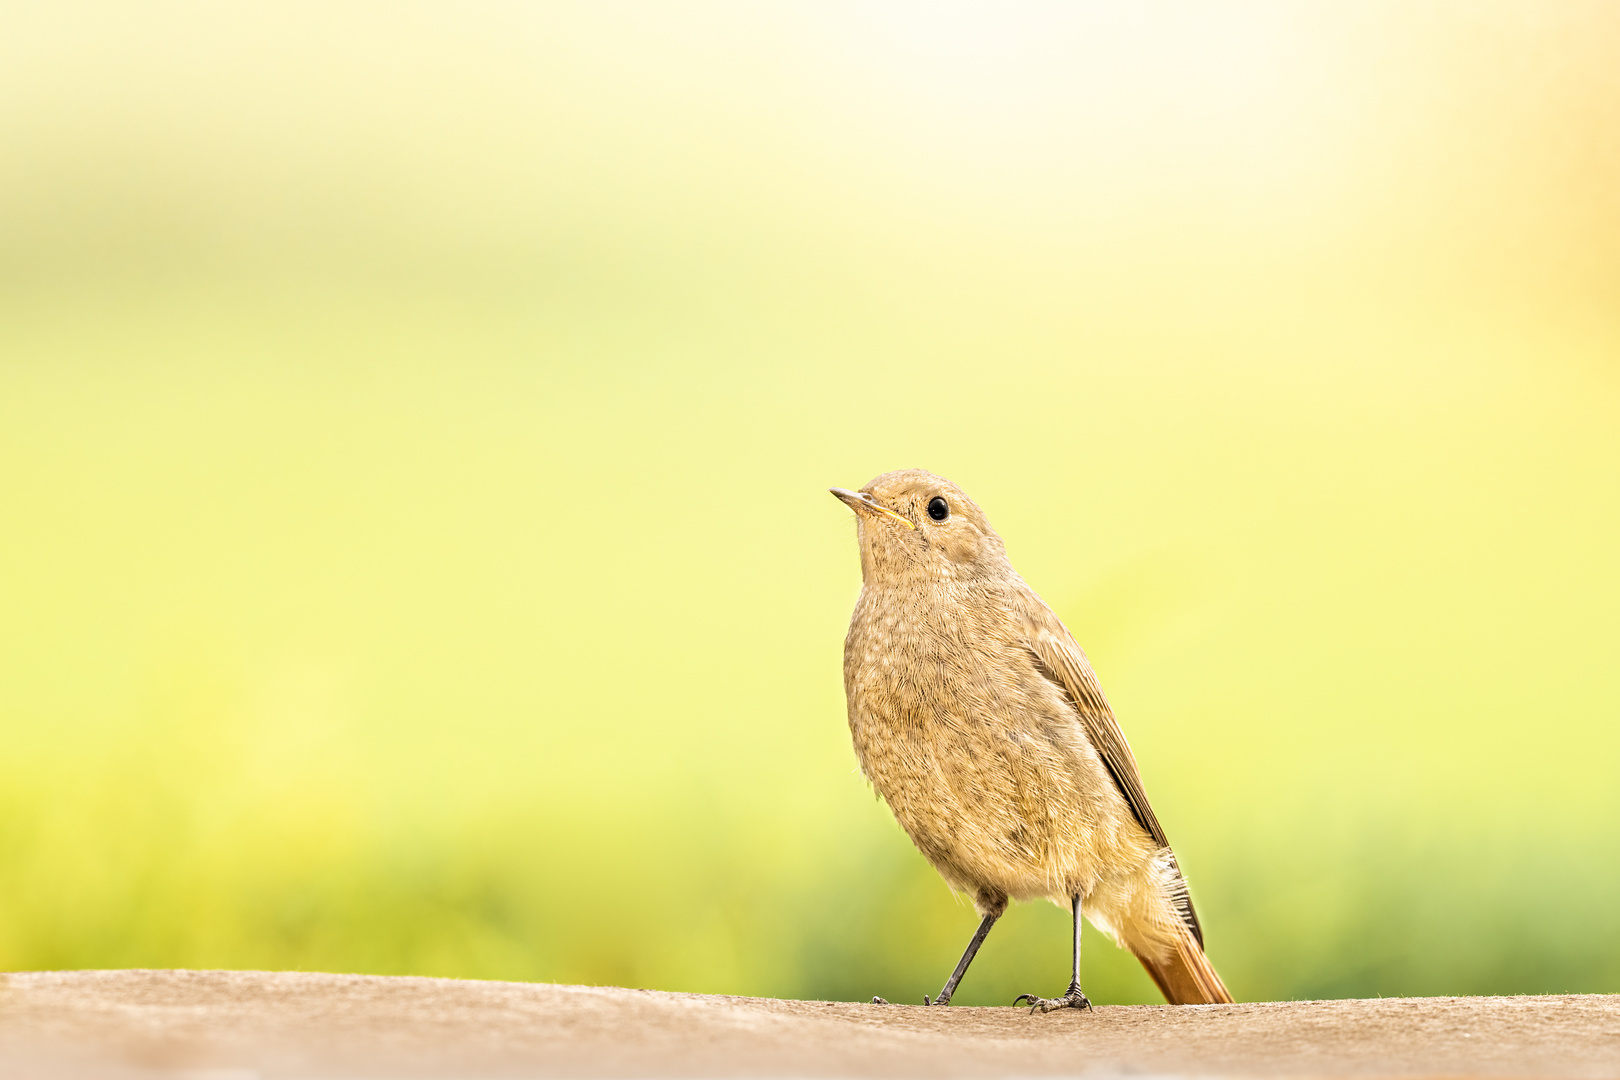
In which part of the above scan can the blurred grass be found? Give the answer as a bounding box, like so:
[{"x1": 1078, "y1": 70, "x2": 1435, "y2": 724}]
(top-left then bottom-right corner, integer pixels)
[{"x1": 1, "y1": 1, "x2": 1618, "y2": 1005}]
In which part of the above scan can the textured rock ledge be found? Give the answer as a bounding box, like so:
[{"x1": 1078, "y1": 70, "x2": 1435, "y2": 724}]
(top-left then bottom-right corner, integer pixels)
[{"x1": 0, "y1": 969, "x2": 1615, "y2": 1078}]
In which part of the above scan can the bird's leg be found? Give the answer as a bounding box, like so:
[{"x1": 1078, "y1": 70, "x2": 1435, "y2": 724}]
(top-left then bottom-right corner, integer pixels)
[
  {"x1": 1014, "y1": 893, "x2": 1093, "y2": 1013},
  {"x1": 876, "y1": 905, "x2": 1003, "y2": 1006},
  {"x1": 924, "y1": 908, "x2": 1001, "y2": 1006}
]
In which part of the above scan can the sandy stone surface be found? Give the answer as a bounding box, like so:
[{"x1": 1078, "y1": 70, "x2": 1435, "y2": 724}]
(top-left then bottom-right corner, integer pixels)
[{"x1": 0, "y1": 970, "x2": 1616, "y2": 1078}]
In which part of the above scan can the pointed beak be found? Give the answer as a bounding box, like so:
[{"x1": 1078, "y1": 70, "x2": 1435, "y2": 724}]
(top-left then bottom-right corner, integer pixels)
[{"x1": 829, "y1": 487, "x2": 916, "y2": 529}]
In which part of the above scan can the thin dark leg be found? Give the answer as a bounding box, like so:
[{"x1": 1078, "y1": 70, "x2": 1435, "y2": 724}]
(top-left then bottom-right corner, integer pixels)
[
  {"x1": 1014, "y1": 893, "x2": 1092, "y2": 1013},
  {"x1": 1068, "y1": 890, "x2": 1083, "y2": 992},
  {"x1": 871, "y1": 908, "x2": 1002, "y2": 1006},
  {"x1": 928, "y1": 910, "x2": 1001, "y2": 1005}
]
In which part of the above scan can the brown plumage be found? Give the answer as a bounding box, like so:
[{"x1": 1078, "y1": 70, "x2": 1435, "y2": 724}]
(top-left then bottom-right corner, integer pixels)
[{"x1": 832, "y1": 469, "x2": 1232, "y2": 1010}]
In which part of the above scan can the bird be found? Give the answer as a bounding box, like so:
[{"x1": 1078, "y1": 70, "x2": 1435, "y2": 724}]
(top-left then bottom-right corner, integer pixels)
[{"x1": 831, "y1": 469, "x2": 1232, "y2": 1011}]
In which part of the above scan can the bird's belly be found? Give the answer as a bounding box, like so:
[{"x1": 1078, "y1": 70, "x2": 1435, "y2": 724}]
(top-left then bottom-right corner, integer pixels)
[{"x1": 846, "y1": 645, "x2": 1137, "y2": 902}]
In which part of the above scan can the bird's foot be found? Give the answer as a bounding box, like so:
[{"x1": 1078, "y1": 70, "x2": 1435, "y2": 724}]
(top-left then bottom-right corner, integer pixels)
[
  {"x1": 871, "y1": 996, "x2": 890, "y2": 1005},
  {"x1": 1013, "y1": 983, "x2": 1092, "y2": 1014}
]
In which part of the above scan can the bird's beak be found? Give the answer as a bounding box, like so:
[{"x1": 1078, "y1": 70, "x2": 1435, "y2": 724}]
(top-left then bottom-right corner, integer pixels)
[{"x1": 830, "y1": 487, "x2": 916, "y2": 530}]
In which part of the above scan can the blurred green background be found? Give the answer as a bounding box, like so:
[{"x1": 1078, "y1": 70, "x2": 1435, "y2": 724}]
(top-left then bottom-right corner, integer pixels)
[{"x1": 2, "y1": 2, "x2": 1617, "y2": 1006}]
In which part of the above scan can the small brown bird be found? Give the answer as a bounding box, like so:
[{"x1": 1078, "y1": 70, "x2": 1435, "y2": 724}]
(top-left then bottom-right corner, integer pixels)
[{"x1": 832, "y1": 469, "x2": 1232, "y2": 1010}]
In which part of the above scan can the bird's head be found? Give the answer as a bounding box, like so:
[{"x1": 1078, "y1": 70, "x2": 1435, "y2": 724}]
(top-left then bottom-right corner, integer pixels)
[{"x1": 830, "y1": 469, "x2": 1008, "y2": 585}]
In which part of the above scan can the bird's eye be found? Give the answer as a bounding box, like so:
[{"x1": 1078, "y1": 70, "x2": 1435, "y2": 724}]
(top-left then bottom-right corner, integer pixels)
[{"x1": 927, "y1": 496, "x2": 949, "y2": 522}]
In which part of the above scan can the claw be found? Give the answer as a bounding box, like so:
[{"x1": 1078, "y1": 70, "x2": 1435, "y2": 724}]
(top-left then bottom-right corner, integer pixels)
[
  {"x1": 1015, "y1": 989, "x2": 1092, "y2": 1014},
  {"x1": 871, "y1": 996, "x2": 890, "y2": 1005}
]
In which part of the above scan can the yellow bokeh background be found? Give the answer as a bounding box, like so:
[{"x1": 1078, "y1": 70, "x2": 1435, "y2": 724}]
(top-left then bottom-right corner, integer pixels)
[{"x1": 2, "y1": 2, "x2": 1617, "y2": 1004}]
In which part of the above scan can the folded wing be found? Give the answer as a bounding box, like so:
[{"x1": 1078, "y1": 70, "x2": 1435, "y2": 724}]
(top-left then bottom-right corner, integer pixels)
[{"x1": 1024, "y1": 616, "x2": 1203, "y2": 948}]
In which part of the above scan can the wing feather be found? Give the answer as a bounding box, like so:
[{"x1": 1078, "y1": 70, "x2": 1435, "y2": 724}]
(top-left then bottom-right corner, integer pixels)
[
  {"x1": 1024, "y1": 614, "x2": 1205, "y2": 947},
  {"x1": 1026, "y1": 625, "x2": 1168, "y2": 849}
]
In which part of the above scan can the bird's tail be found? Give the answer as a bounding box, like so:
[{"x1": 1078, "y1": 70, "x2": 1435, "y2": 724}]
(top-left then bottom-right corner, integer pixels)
[{"x1": 1136, "y1": 923, "x2": 1233, "y2": 1004}]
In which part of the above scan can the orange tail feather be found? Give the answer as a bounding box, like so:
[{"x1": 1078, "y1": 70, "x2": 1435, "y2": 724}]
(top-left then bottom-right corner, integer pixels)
[{"x1": 1137, "y1": 926, "x2": 1233, "y2": 1004}]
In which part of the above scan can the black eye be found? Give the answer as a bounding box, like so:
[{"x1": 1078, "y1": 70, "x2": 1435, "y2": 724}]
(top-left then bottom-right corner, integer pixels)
[{"x1": 927, "y1": 496, "x2": 949, "y2": 522}]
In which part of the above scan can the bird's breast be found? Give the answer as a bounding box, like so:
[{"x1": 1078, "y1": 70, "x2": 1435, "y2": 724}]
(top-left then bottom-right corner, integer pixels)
[
  {"x1": 843, "y1": 583, "x2": 1065, "y2": 795},
  {"x1": 841, "y1": 582, "x2": 1135, "y2": 899}
]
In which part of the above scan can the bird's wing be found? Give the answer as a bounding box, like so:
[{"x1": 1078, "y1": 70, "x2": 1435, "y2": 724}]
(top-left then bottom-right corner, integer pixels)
[
  {"x1": 1024, "y1": 618, "x2": 1169, "y2": 851},
  {"x1": 1023, "y1": 603, "x2": 1205, "y2": 948}
]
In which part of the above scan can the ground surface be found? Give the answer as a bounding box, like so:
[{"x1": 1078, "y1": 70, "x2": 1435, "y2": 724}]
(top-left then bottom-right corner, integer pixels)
[{"x1": 0, "y1": 971, "x2": 1616, "y2": 1078}]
